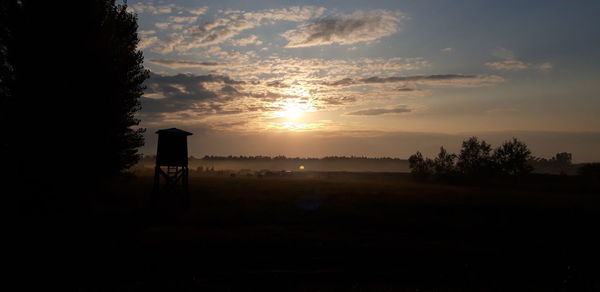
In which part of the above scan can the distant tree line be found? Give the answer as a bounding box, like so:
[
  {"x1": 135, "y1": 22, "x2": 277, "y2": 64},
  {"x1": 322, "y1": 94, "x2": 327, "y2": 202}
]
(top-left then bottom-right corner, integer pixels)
[
  {"x1": 140, "y1": 155, "x2": 406, "y2": 162},
  {"x1": 527, "y1": 152, "x2": 573, "y2": 175}
]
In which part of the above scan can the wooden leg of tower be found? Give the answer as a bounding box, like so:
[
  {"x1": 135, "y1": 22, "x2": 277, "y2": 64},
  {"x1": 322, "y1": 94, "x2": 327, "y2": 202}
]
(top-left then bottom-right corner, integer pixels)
[
  {"x1": 183, "y1": 167, "x2": 189, "y2": 190},
  {"x1": 183, "y1": 167, "x2": 190, "y2": 208},
  {"x1": 153, "y1": 166, "x2": 160, "y2": 206},
  {"x1": 154, "y1": 166, "x2": 160, "y2": 191}
]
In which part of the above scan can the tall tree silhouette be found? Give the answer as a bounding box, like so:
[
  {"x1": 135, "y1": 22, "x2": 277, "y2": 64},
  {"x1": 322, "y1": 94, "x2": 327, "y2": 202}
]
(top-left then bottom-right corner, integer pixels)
[
  {"x1": 1, "y1": 1, "x2": 148, "y2": 181},
  {"x1": 492, "y1": 138, "x2": 533, "y2": 176},
  {"x1": 457, "y1": 136, "x2": 493, "y2": 177},
  {"x1": 433, "y1": 146, "x2": 457, "y2": 177}
]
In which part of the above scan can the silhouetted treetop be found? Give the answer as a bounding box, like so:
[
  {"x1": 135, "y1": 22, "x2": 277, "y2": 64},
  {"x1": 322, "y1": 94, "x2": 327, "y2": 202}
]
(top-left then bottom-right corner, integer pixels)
[
  {"x1": 493, "y1": 138, "x2": 533, "y2": 176},
  {"x1": 1, "y1": 0, "x2": 148, "y2": 181},
  {"x1": 457, "y1": 137, "x2": 494, "y2": 177}
]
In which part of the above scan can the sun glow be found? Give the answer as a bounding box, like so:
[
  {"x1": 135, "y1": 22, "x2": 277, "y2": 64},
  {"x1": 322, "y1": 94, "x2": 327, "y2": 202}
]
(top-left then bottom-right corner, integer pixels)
[
  {"x1": 272, "y1": 98, "x2": 313, "y2": 120},
  {"x1": 276, "y1": 104, "x2": 303, "y2": 119}
]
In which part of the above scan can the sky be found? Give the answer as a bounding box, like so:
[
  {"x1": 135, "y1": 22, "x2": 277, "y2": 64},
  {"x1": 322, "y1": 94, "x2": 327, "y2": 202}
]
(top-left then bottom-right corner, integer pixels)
[{"x1": 130, "y1": 0, "x2": 600, "y2": 162}]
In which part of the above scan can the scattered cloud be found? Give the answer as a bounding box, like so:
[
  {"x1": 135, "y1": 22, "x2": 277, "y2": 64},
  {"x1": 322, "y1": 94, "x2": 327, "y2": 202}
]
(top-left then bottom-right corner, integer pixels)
[
  {"x1": 485, "y1": 48, "x2": 553, "y2": 71},
  {"x1": 265, "y1": 80, "x2": 290, "y2": 88},
  {"x1": 129, "y1": 2, "x2": 207, "y2": 16},
  {"x1": 282, "y1": 10, "x2": 405, "y2": 48},
  {"x1": 188, "y1": 7, "x2": 208, "y2": 16},
  {"x1": 151, "y1": 6, "x2": 327, "y2": 52},
  {"x1": 148, "y1": 59, "x2": 228, "y2": 69},
  {"x1": 324, "y1": 74, "x2": 504, "y2": 87},
  {"x1": 231, "y1": 35, "x2": 263, "y2": 46},
  {"x1": 318, "y1": 96, "x2": 357, "y2": 105},
  {"x1": 441, "y1": 47, "x2": 453, "y2": 52},
  {"x1": 168, "y1": 16, "x2": 199, "y2": 24},
  {"x1": 139, "y1": 36, "x2": 159, "y2": 50},
  {"x1": 538, "y1": 62, "x2": 554, "y2": 71},
  {"x1": 154, "y1": 22, "x2": 169, "y2": 30},
  {"x1": 485, "y1": 60, "x2": 529, "y2": 71},
  {"x1": 138, "y1": 30, "x2": 158, "y2": 49},
  {"x1": 129, "y1": 3, "x2": 175, "y2": 15},
  {"x1": 346, "y1": 105, "x2": 412, "y2": 116}
]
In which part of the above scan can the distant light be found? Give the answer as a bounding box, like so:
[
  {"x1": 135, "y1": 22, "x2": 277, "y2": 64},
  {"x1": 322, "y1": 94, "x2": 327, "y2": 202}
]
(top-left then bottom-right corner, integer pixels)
[{"x1": 299, "y1": 165, "x2": 305, "y2": 170}]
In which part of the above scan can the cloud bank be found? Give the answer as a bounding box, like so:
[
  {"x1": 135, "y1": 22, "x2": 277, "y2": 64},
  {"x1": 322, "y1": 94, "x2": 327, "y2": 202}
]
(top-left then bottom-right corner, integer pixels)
[
  {"x1": 346, "y1": 105, "x2": 412, "y2": 116},
  {"x1": 324, "y1": 74, "x2": 504, "y2": 87},
  {"x1": 282, "y1": 10, "x2": 405, "y2": 48},
  {"x1": 485, "y1": 48, "x2": 553, "y2": 71}
]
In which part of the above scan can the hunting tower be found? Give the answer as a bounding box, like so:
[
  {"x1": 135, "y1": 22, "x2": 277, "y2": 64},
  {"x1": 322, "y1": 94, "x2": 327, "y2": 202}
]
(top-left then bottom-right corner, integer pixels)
[{"x1": 153, "y1": 128, "x2": 192, "y2": 192}]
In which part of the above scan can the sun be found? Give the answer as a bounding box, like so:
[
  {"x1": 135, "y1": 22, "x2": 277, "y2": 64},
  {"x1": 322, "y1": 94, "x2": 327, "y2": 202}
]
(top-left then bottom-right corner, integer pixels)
[
  {"x1": 277, "y1": 103, "x2": 303, "y2": 119},
  {"x1": 273, "y1": 98, "x2": 312, "y2": 120}
]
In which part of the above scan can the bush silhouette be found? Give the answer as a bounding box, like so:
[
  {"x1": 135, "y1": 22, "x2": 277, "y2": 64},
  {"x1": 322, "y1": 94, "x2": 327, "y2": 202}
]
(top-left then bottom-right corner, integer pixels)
[
  {"x1": 433, "y1": 146, "x2": 457, "y2": 178},
  {"x1": 409, "y1": 137, "x2": 535, "y2": 182},
  {"x1": 457, "y1": 137, "x2": 494, "y2": 177},
  {"x1": 492, "y1": 138, "x2": 533, "y2": 176},
  {"x1": 408, "y1": 151, "x2": 434, "y2": 179}
]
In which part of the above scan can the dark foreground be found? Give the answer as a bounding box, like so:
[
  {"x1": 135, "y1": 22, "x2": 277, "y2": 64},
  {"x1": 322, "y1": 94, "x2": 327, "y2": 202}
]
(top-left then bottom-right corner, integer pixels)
[{"x1": 16, "y1": 172, "x2": 600, "y2": 290}]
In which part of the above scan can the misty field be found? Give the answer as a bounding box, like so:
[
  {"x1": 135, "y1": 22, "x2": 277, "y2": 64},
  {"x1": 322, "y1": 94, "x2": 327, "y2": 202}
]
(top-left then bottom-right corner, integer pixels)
[{"x1": 73, "y1": 172, "x2": 600, "y2": 290}]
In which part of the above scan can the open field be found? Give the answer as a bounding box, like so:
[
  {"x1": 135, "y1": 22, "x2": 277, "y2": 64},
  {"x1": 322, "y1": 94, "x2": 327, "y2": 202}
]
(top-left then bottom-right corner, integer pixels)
[{"x1": 19, "y1": 172, "x2": 600, "y2": 290}]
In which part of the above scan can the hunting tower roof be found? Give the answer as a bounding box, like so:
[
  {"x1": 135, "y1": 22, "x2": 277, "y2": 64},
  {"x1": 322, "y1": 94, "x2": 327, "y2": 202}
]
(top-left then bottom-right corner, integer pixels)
[{"x1": 155, "y1": 128, "x2": 193, "y2": 136}]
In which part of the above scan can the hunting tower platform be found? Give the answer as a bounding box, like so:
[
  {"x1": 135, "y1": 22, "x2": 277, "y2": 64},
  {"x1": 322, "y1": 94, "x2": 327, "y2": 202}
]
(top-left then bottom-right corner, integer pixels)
[{"x1": 153, "y1": 128, "x2": 193, "y2": 192}]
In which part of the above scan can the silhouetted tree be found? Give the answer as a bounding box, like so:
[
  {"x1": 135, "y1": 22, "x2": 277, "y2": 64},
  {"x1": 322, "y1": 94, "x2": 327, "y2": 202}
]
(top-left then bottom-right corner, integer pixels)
[
  {"x1": 528, "y1": 152, "x2": 575, "y2": 174},
  {"x1": 433, "y1": 147, "x2": 457, "y2": 177},
  {"x1": 408, "y1": 151, "x2": 434, "y2": 179},
  {"x1": 553, "y1": 152, "x2": 572, "y2": 166},
  {"x1": 578, "y1": 163, "x2": 600, "y2": 180},
  {"x1": 492, "y1": 138, "x2": 533, "y2": 176},
  {"x1": 457, "y1": 137, "x2": 494, "y2": 177},
  {"x1": 1, "y1": 1, "x2": 148, "y2": 180},
  {"x1": 552, "y1": 152, "x2": 572, "y2": 174}
]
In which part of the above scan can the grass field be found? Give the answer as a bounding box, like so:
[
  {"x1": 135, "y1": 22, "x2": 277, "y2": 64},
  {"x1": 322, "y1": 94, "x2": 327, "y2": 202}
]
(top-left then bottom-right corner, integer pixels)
[{"x1": 21, "y1": 172, "x2": 600, "y2": 290}]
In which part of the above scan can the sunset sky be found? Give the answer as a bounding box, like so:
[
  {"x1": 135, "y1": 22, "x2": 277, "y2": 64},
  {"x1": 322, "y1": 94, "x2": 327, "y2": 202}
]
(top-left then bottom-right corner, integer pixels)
[{"x1": 131, "y1": 0, "x2": 600, "y2": 161}]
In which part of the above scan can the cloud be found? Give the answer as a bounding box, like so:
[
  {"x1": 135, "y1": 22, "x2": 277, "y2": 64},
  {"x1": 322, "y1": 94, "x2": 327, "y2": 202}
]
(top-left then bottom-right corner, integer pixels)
[
  {"x1": 140, "y1": 73, "x2": 254, "y2": 127},
  {"x1": 485, "y1": 60, "x2": 554, "y2": 72},
  {"x1": 265, "y1": 80, "x2": 290, "y2": 88},
  {"x1": 441, "y1": 47, "x2": 453, "y2": 52},
  {"x1": 241, "y1": 6, "x2": 327, "y2": 22},
  {"x1": 130, "y1": 3, "x2": 174, "y2": 15},
  {"x1": 231, "y1": 35, "x2": 263, "y2": 46},
  {"x1": 138, "y1": 30, "x2": 158, "y2": 49},
  {"x1": 485, "y1": 60, "x2": 529, "y2": 71},
  {"x1": 188, "y1": 7, "x2": 208, "y2": 15},
  {"x1": 282, "y1": 10, "x2": 405, "y2": 48},
  {"x1": 324, "y1": 74, "x2": 504, "y2": 87},
  {"x1": 148, "y1": 59, "x2": 228, "y2": 69},
  {"x1": 396, "y1": 86, "x2": 418, "y2": 92},
  {"x1": 155, "y1": 22, "x2": 169, "y2": 30},
  {"x1": 346, "y1": 105, "x2": 412, "y2": 116},
  {"x1": 139, "y1": 36, "x2": 159, "y2": 50},
  {"x1": 186, "y1": 18, "x2": 256, "y2": 47},
  {"x1": 319, "y1": 96, "x2": 357, "y2": 105},
  {"x1": 152, "y1": 6, "x2": 327, "y2": 52},
  {"x1": 129, "y1": 3, "x2": 207, "y2": 16},
  {"x1": 168, "y1": 16, "x2": 198, "y2": 24},
  {"x1": 486, "y1": 48, "x2": 553, "y2": 71},
  {"x1": 142, "y1": 74, "x2": 219, "y2": 114},
  {"x1": 140, "y1": 73, "x2": 307, "y2": 119},
  {"x1": 538, "y1": 62, "x2": 554, "y2": 71}
]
